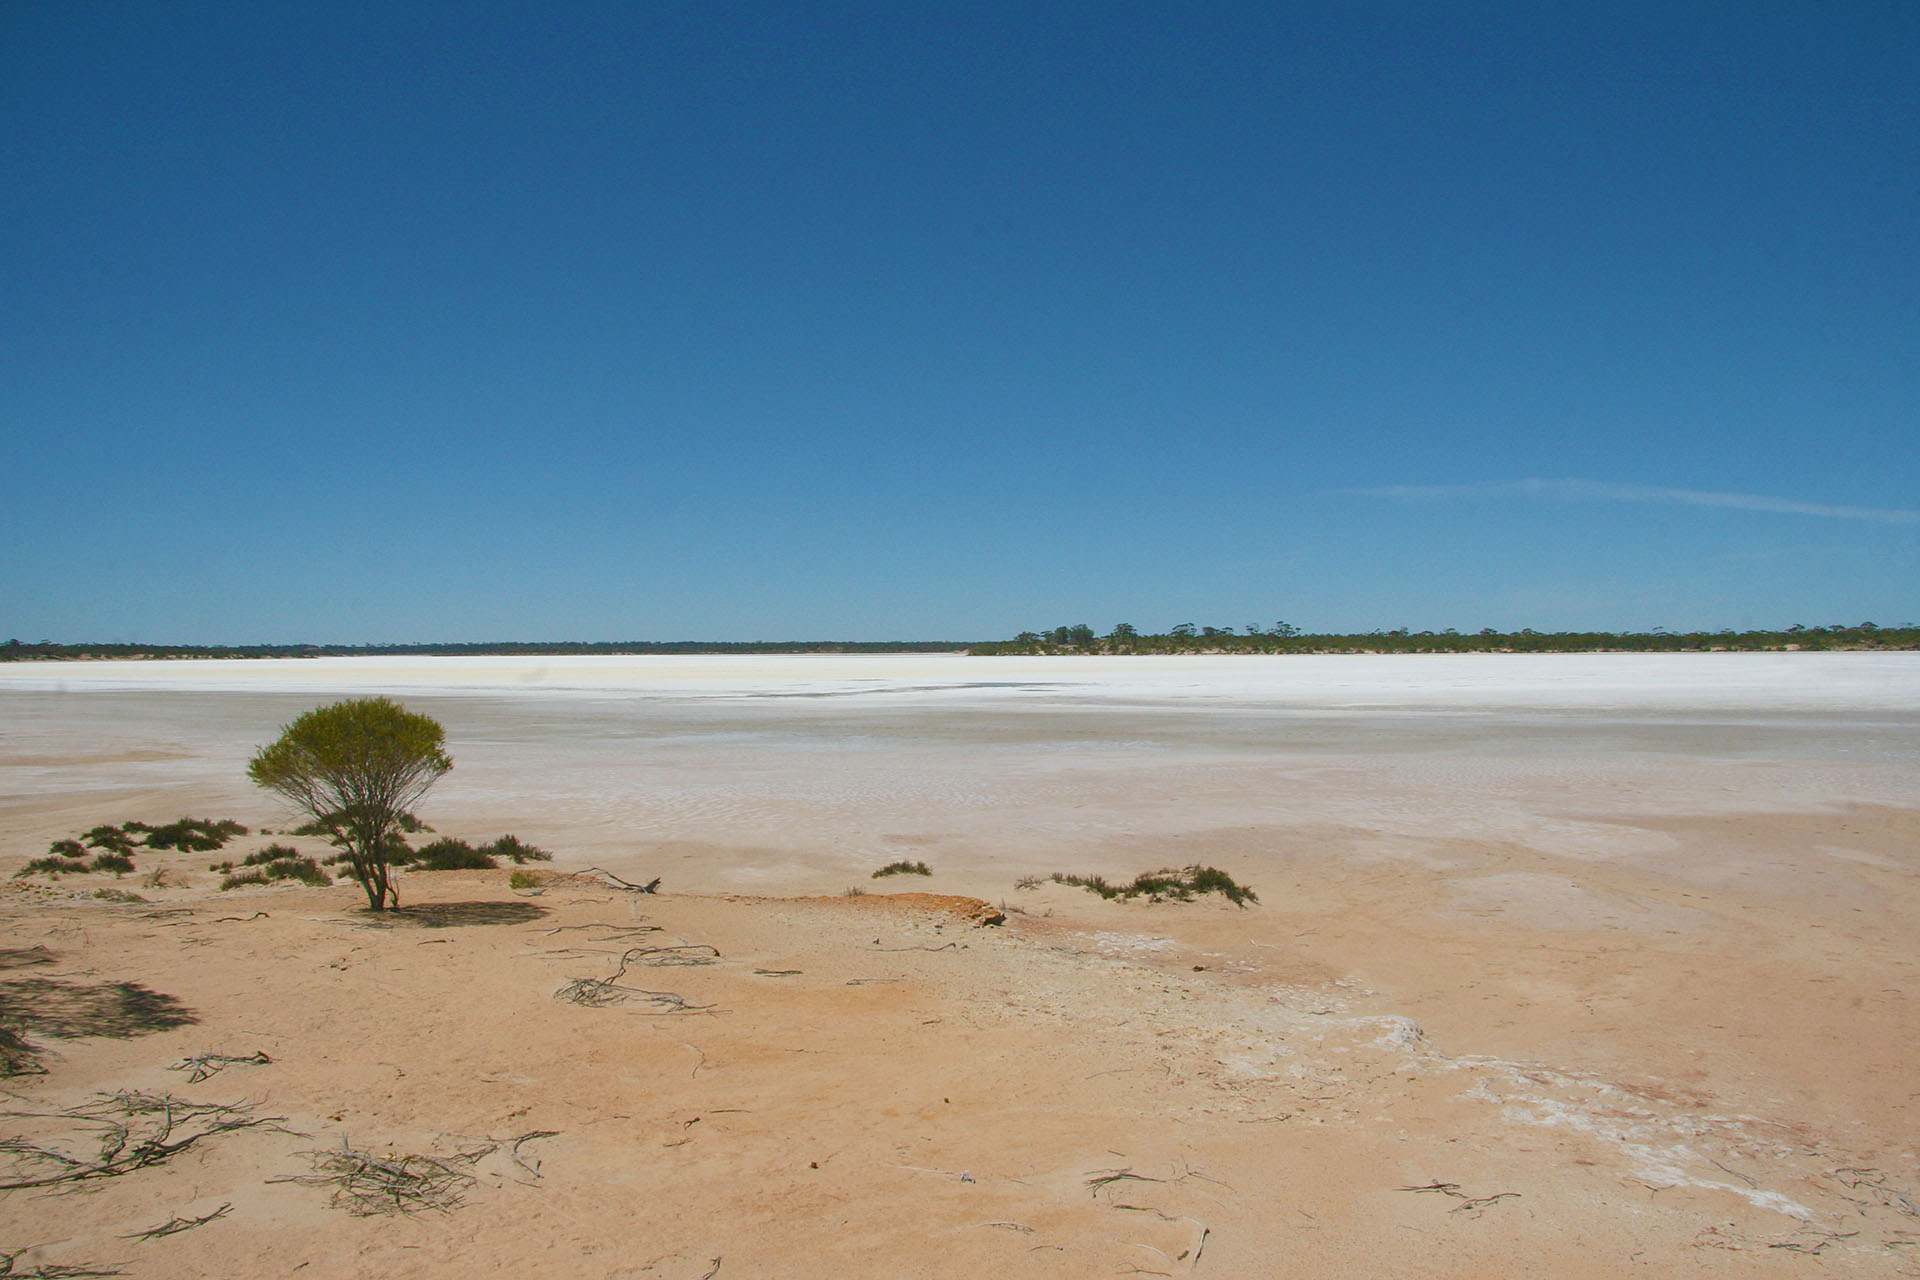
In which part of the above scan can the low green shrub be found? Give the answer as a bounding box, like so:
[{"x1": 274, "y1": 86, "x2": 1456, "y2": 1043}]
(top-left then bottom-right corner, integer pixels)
[
  {"x1": 88, "y1": 853, "x2": 136, "y2": 875},
  {"x1": 412, "y1": 838, "x2": 497, "y2": 871},
  {"x1": 872, "y1": 860, "x2": 931, "y2": 878},
  {"x1": 234, "y1": 844, "x2": 332, "y2": 886},
  {"x1": 47, "y1": 839, "x2": 88, "y2": 860},
  {"x1": 508, "y1": 869, "x2": 546, "y2": 890},
  {"x1": 143, "y1": 817, "x2": 247, "y2": 852},
  {"x1": 15, "y1": 856, "x2": 91, "y2": 877},
  {"x1": 1050, "y1": 865, "x2": 1258, "y2": 907},
  {"x1": 219, "y1": 870, "x2": 272, "y2": 890},
  {"x1": 83, "y1": 825, "x2": 137, "y2": 855},
  {"x1": 240, "y1": 844, "x2": 303, "y2": 867}
]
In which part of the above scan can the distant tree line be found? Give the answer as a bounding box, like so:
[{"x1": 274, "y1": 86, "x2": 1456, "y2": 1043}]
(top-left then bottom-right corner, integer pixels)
[
  {"x1": 971, "y1": 621, "x2": 1919, "y2": 655},
  {"x1": 0, "y1": 638, "x2": 979, "y2": 662}
]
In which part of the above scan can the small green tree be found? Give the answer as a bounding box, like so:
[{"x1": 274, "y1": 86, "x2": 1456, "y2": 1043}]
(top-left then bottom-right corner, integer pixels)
[{"x1": 247, "y1": 697, "x2": 452, "y2": 910}]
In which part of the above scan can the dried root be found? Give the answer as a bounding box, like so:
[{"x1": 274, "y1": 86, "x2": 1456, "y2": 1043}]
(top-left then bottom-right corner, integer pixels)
[
  {"x1": 121, "y1": 1202, "x2": 232, "y2": 1240},
  {"x1": 552, "y1": 979, "x2": 708, "y2": 1013},
  {"x1": 0, "y1": 1093, "x2": 287, "y2": 1191}
]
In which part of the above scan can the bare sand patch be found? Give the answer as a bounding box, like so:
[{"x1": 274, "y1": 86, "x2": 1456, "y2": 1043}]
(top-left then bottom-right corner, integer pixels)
[{"x1": 2, "y1": 858, "x2": 1916, "y2": 1278}]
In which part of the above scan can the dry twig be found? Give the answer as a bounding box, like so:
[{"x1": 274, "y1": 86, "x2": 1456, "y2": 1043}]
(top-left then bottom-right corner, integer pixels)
[
  {"x1": 167, "y1": 1051, "x2": 271, "y2": 1084},
  {"x1": 120, "y1": 1202, "x2": 232, "y2": 1240},
  {"x1": 273, "y1": 1141, "x2": 477, "y2": 1215},
  {"x1": 0, "y1": 1093, "x2": 288, "y2": 1191},
  {"x1": 1397, "y1": 1181, "x2": 1520, "y2": 1214}
]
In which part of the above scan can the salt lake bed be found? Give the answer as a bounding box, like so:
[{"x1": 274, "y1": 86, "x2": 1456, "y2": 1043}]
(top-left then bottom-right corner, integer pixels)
[{"x1": 2, "y1": 653, "x2": 1917, "y2": 1276}]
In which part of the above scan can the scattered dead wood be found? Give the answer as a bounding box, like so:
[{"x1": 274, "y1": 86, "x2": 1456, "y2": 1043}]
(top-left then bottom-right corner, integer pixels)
[
  {"x1": 609, "y1": 944, "x2": 720, "y2": 973},
  {"x1": 1767, "y1": 1231, "x2": 1861, "y2": 1255},
  {"x1": 120, "y1": 1202, "x2": 232, "y2": 1240},
  {"x1": 1833, "y1": 1167, "x2": 1920, "y2": 1219},
  {"x1": 871, "y1": 942, "x2": 959, "y2": 953},
  {"x1": 274, "y1": 1141, "x2": 477, "y2": 1215},
  {"x1": 1087, "y1": 1169, "x2": 1167, "y2": 1196},
  {"x1": 0, "y1": 1092, "x2": 288, "y2": 1191},
  {"x1": 0, "y1": 949, "x2": 55, "y2": 971},
  {"x1": 537, "y1": 923, "x2": 660, "y2": 939},
  {"x1": 0, "y1": 1252, "x2": 124, "y2": 1278},
  {"x1": 752, "y1": 969, "x2": 802, "y2": 977},
  {"x1": 167, "y1": 1051, "x2": 272, "y2": 1084},
  {"x1": 505, "y1": 1131, "x2": 558, "y2": 1178},
  {"x1": 1398, "y1": 1181, "x2": 1520, "y2": 1213},
  {"x1": 571, "y1": 868, "x2": 661, "y2": 894},
  {"x1": 552, "y1": 979, "x2": 708, "y2": 1013}
]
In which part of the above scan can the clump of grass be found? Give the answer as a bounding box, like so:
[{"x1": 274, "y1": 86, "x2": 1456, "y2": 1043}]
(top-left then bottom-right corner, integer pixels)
[
  {"x1": 219, "y1": 870, "x2": 272, "y2": 890},
  {"x1": 872, "y1": 860, "x2": 931, "y2": 878},
  {"x1": 842, "y1": 886, "x2": 866, "y2": 897},
  {"x1": 88, "y1": 852, "x2": 136, "y2": 875},
  {"x1": 91, "y1": 886, "x2": 148, "y2": 903},
  {"x1": 1050, "y1": 865, "x2": 1258, "y2": 907},
  {"x1": 508, "y1": 869, "x2": 546, "y2": 890},
  {"x1": 1013, "y1": 874, "x2": 1043, "y2": 890}
]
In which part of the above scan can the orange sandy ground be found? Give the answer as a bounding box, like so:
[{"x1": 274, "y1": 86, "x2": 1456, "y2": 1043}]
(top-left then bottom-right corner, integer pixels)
[{"x1": 3, "y1": 808, "x2": 1918, "y2": 1279}]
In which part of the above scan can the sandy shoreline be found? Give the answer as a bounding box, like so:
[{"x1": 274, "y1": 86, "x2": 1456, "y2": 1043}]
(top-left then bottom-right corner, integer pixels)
[{"x1": 3, "y1": 656, "x2": 1917, "y2": 1275}]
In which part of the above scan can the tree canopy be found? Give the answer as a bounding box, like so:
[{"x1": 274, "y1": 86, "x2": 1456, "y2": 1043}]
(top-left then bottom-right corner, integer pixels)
[
  {"x1": 971, "y1": 621, "x2": 1917, "y2": 655},
  {"x1": 247, "y1": 697, "x2": 451, "y2": 910}
]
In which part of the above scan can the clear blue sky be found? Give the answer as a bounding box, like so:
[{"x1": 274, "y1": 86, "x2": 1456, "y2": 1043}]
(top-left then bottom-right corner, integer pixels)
[{"x1": 4, "y1": 1, "x2": 1915, "y2": 642}]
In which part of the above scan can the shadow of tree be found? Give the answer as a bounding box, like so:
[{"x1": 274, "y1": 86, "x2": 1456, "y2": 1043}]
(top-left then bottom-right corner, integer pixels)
[
  {"x1": 0, "y1": 978, "x2": 198, "y2": 1038},
  {"x1": 1, "y1": 1025, "x2": 44, "y2": 1076},
  {"x1": 357, "y1": 901, "x2": 550, "y2": 928}
]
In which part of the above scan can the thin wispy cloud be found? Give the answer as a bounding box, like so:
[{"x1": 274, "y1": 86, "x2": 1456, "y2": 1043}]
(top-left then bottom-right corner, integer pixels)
[{"x1": 1344, "y1": 479, "x2": 1920, "y2": 526}]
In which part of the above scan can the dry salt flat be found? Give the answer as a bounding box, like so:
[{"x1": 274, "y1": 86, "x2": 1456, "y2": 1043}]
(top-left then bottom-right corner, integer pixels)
[{"x1": 2, "y1": 652, "x2": 1917, "y2": 1276}]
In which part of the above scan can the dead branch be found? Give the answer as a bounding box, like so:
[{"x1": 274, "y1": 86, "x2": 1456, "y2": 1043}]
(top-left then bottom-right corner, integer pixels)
[
  {"x1": 608, "y1": 945, "x2": 720, "y2": 976},
  {"x1": 272, "y1": 1141, "x2": 476, "y2": 1215},
  {"x1": 120, "y1": 1202, "x2": 232, "y2": 1240},
  {"x1": 507, "y1": 1131, "x2": 558, "y2": 1178},
  {"x1": 570, "y1": 869, "x2": 660, "y2": 894},
  {"x1": 212, "y1": 914, "x2": 270, "y2": 923},
  {"x1": 167, "y1": 1051, "x2": 271, "y2": 1084},
  {"x1": 1832, "y1": 1167, "x2": 1920, "y2": 1219},
  {"x1": 552, "y1": 978, "x2": 709, "y2": 1013},
  {"x1": 871, "y1": 942, "x2": 959, "y2": 953},
  {"x1": 1087, "y1": 1169, "x2": 1166, "y2": 1196},
  {"x1": 0, "y1": 1253, "x2": 125, "y2": 1278},
  {"x1": 537, "y1": 923, "x2": 660, "y2": 938},
  {"x1": 0, "y1": 1093, "x2": 288, "y2": 1191},
  {"x1": 1767, "y1": 1231, "x2": 1861, "y2": 1255},
  {"x1": 1397, "y1": 1182, "x2": 1520, "y2": 1213},
  {"x1": 752, "y1": 969, "x2": 802, "y2": 977}
]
